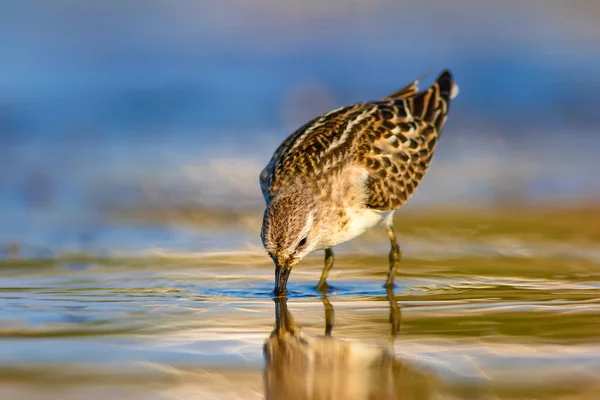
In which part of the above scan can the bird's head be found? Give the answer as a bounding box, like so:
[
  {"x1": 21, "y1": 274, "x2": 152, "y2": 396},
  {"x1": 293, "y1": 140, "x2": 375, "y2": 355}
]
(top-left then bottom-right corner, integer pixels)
[{"x1": 261, "y1": 189, "x2": 322, "y2": 295}]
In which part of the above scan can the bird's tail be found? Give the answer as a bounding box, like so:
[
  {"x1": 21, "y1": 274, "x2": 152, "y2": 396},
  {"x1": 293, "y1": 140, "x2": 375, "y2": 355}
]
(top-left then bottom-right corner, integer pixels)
[{"x1": 387, "y1": 69, "x2": 458, "y2": 134}]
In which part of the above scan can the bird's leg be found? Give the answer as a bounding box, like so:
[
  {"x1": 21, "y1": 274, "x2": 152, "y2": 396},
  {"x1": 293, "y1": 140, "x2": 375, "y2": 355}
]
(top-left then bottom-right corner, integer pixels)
[
  {"x1": 385, "y1": 222, "x2": 402, "y2": 288},
  {"x1": 320, "y1": 291, "x2": 335, "y2": 336},
  {"x1": 386, "y1": 285, "x2": 401, "y2": 340},
  {"x1": 317, "y1": 248, "x2": 334, "y2": 291},
  {"x1": 318, "y1": 249, "x2": 335, "y2": 335}
]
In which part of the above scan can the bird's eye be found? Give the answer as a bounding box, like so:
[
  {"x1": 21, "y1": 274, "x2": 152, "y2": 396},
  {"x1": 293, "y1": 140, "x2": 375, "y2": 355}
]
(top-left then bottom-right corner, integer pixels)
[{"x1": 298, "y1": 237, "x2": 307, "y2": 247}]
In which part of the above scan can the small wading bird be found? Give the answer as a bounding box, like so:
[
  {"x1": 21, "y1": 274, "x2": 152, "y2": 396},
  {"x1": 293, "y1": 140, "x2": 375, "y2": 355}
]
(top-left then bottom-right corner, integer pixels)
[{"x1": 260, "y1": 70, "x2": 459, "y2": 295}]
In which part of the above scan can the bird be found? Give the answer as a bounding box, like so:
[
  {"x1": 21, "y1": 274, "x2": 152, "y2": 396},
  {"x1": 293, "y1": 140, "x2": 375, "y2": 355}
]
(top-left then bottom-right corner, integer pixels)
[{"x1": 260, "y1": 70, "x2": 459, "y2": 295}]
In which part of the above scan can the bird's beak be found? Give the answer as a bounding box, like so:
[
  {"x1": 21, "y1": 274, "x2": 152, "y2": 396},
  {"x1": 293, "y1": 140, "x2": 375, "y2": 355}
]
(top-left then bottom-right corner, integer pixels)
[{"x1": 274, "y1": 262, "x2": 292, "y2": 296}]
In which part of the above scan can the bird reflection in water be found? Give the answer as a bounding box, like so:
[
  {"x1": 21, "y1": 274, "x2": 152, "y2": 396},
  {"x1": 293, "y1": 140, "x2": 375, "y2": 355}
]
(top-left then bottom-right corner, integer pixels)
[{"x1": 263, "y1": 288, "x2": 433, "y2": 400}]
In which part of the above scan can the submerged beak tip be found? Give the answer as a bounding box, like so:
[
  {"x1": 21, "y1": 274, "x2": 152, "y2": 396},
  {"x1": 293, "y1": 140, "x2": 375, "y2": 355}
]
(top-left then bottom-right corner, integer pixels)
[{"x1": 274, "y1": 262, "x2": 292, "y2": 296}]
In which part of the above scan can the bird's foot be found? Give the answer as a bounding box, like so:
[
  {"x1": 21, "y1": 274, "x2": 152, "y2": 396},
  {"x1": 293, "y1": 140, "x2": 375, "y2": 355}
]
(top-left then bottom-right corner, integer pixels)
[
  {"x1": 270, "y1": 288, "x2": 288, "y2": 298},
  {"x1": 384, "y1": 280, "x2": 396, "y2": 290},
  {"x1": 316, "y1": 280, "x2": 332, "y2": 293}
]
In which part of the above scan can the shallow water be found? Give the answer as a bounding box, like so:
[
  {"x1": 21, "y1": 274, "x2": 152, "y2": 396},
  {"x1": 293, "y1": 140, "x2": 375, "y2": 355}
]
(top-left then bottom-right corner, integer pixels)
[{"x1": 2, "y1": 242, "x2": 600, "y2": 399}]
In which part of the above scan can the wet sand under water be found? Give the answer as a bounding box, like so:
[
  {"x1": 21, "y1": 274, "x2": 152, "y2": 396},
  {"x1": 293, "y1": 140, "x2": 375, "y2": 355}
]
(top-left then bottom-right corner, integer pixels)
[{"x1": 1, "y1": 248, "x2": 600, "y2": 400}]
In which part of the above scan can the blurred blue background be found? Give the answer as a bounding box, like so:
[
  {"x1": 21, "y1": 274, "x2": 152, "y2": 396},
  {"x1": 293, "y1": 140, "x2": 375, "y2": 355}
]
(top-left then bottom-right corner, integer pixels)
[{"x1": 1, "y1": 0, "x2": 599, "y2": 255}]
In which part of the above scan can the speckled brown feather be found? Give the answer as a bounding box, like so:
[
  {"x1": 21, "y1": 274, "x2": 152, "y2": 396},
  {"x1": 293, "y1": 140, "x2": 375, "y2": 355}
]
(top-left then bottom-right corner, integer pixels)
[{"x1": 260, "y1": 70, "x2": 457, "y2": 211}]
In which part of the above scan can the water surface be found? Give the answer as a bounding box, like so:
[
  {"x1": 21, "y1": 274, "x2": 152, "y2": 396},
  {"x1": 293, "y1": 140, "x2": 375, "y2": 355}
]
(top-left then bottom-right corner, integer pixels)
[{"x1": 2, "y1": 237, "x2": 600, "y2": 399}]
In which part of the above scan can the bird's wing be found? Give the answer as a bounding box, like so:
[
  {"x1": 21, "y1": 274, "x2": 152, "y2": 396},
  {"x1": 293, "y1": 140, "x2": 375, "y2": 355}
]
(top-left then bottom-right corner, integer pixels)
[
  {"x1": 364, "y1": 70, "x2": 457, "y2": 210},
  {"x1": 259, "y1": 104, "x2": 369, "y2": 202},
  {"x1": 259, "y1": 114, "x2": 322, "y2": 202},
  {"x1": 260, "y1": 70, "x2": 458, "y2": 207}
]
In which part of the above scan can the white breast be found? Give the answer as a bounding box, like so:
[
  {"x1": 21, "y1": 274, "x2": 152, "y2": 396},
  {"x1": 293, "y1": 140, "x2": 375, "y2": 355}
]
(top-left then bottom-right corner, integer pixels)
[
  {"x1": 314, "y1": 166, "x2": 393, "y2": 249},
  {"x1": 321, "y1": 208, "x2": 390, "y2": 249}
]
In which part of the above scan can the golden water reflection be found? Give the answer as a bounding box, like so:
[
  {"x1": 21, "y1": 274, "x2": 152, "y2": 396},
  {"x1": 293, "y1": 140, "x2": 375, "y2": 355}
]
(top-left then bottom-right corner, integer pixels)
[{"x1": 264, "y1": 289, "x2": 437, "y2": 400}]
